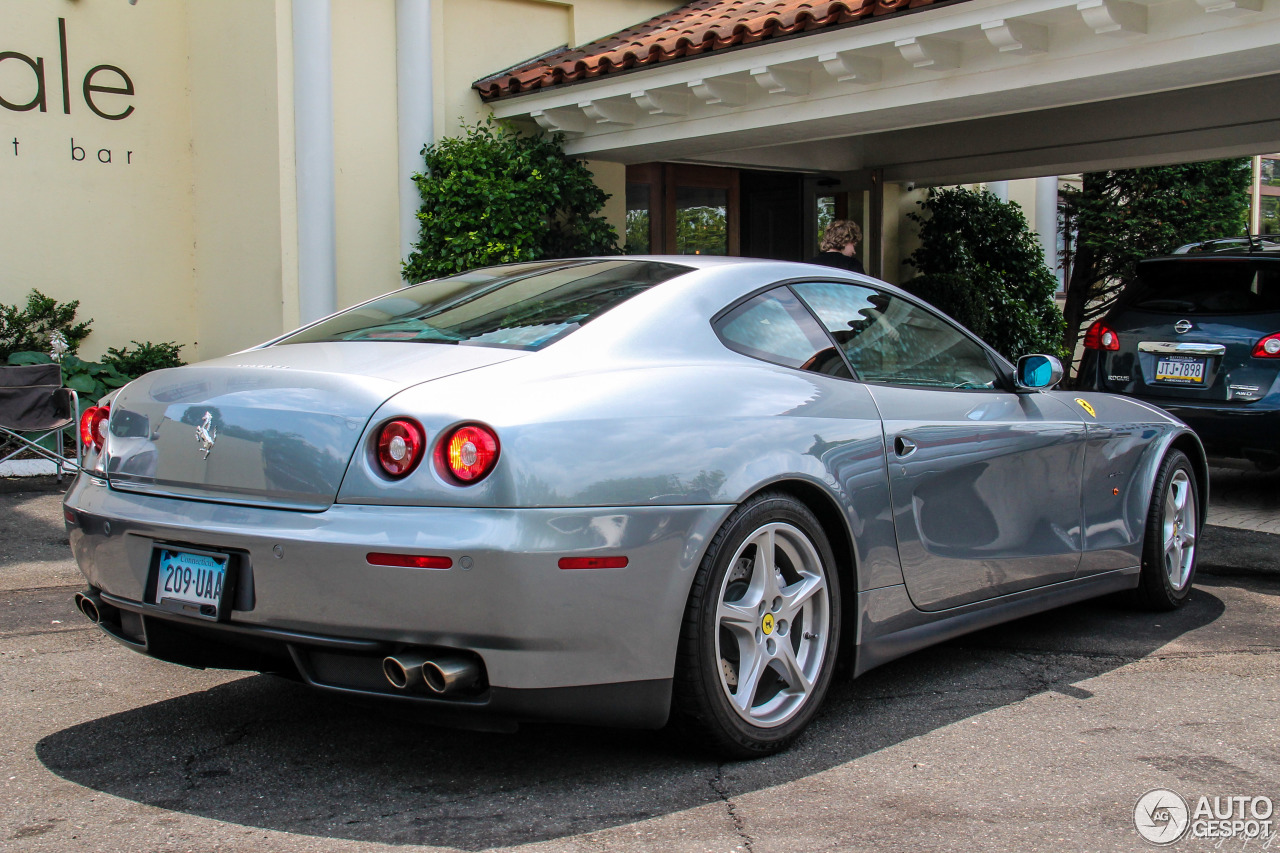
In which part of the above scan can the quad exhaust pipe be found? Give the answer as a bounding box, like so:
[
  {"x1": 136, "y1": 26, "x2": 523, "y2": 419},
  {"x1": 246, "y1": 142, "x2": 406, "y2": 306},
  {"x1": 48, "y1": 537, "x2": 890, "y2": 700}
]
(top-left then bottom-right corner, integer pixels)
[{"x1": 382, "y1": 652, "x2": 481, "y2": 696}]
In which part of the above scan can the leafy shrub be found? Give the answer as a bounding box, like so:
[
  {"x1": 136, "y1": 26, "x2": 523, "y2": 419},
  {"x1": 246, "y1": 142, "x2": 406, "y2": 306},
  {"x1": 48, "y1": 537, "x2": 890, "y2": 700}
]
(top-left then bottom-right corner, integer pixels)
[
  {"x1": 0, "y1": 290, "x2": 93, "y2": 362},
  {"x1": 102, "y1": 340, "x2": 185, "y2": 376},
  {"x1": 402, "y1": 118, "x2": 618, "y2": 281},
  {"x1": 904, "y1": 187, "x2": 1065, "y2": 363}
]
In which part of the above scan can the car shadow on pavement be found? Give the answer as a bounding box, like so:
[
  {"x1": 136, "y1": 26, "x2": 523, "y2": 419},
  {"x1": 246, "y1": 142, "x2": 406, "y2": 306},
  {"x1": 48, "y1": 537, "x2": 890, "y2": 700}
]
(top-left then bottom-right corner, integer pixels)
[{"x1": 35, "y1": 587, "x2": 1226, "y2": 850}]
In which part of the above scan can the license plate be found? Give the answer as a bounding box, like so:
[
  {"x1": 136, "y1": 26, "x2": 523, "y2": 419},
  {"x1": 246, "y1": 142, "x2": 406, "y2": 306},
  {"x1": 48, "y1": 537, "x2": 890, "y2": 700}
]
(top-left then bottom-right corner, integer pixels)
[
  {"x1": 155, "y1": 547, "x2": 229, "y2": 619},
  {"x1": 1155, "y1": 357, "x2": 1206, "y2": 384}
]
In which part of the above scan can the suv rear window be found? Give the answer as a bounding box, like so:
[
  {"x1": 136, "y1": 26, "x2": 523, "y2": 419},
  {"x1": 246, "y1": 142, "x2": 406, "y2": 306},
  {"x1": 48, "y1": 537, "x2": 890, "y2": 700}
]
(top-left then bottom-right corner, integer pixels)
[
  {"x1": 276, "y1": 260, "x2": 691, "y2": 351},
  {"x1": 1126, "y1": 258, "x2": 1280, "y2": 314}
]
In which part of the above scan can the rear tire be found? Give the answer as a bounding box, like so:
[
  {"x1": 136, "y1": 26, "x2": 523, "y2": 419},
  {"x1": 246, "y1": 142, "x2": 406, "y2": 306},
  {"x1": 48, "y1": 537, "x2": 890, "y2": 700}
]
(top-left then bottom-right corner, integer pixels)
[
  {"x1": 1133, "y1": 449, "x2": 1199, "y2": 611},
  {"x1": 673, "y1": 492, "x2": 841, "y2": 759}
]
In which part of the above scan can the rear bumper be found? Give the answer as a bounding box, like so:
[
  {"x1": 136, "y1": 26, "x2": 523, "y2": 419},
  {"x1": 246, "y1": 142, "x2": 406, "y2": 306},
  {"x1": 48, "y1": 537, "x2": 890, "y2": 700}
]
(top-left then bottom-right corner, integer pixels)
[
  {"x1": 1141, "y1": 398, "x2": 1280, "y2": 465},
  {"x1": 63, "y1": 474, "x2": 734, "y2": 727},
  {"x1": 78, "y1": 588, "x2": 672, "y2": 728}
]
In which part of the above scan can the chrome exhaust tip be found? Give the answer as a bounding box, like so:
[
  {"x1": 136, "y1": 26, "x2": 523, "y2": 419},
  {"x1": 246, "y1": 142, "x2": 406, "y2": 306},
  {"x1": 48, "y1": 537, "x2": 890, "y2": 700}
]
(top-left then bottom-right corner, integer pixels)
[
  {"x1": 74, "y1": 592, "x2": 101, "y2": 625},
  {"x1": 382, "y1": 654, "x2": 429, "y2": 690},
  {"x1": 423, "y1": 655, "x2": 480, "y2": 696}
]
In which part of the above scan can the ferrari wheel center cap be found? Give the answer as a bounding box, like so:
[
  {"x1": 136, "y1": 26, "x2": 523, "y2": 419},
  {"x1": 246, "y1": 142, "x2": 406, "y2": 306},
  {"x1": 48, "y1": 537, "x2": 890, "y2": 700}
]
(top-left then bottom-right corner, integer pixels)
[{"x1": 761, "y1": 613, "x2": 775, "y2": 635}]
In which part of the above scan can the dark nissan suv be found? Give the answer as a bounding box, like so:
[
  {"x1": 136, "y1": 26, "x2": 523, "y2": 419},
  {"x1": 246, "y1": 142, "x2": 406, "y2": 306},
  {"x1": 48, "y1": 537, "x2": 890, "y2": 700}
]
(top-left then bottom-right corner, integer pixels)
[{"x1": 1076, "y1": 237, "x2": 1280, "y2": 470}]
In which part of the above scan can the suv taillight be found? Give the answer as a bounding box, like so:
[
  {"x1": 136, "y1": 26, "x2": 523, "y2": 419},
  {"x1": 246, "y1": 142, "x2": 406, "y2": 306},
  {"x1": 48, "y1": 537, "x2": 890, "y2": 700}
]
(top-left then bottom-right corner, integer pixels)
[
  {"x1": 1252, "y1": 332, "x2": 1280, "y2": 358},
  {"x1": 1083, "y1": 320, "x2": 1120, "y2": 351}
]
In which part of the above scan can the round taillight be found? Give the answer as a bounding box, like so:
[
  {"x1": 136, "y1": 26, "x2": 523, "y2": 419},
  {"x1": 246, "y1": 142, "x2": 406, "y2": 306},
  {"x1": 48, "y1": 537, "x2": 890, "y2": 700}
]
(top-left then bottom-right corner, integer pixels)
[
  {"x1": 1254, "y1": 333, "x2": 1280, "y2": 358},
  {"x1": 80, "y1": 405, "x2": 110, "y2": 451},
  {"x1": 438, "y1": 424, "x2": 500, "y2": 484},
  {"x1": 376, "y1": 419, "x2": 425, "y2": 478},
  {"x1": 1083, "y1": 320, "x2": 1120, "y2": 352}
]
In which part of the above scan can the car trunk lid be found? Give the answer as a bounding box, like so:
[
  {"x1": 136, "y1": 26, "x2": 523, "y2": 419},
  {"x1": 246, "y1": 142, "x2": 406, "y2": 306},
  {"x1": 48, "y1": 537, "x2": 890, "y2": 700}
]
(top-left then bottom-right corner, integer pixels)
[{"x1": 103, "y1": 342, "x2": 521, "y2": 510}]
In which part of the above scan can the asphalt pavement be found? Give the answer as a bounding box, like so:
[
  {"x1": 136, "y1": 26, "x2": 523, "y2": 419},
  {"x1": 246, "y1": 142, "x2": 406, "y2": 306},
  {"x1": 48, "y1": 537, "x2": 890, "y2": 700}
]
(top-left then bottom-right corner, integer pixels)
[{"x1": 1, "y1": 473, "x2": 1277, "y2": 853}]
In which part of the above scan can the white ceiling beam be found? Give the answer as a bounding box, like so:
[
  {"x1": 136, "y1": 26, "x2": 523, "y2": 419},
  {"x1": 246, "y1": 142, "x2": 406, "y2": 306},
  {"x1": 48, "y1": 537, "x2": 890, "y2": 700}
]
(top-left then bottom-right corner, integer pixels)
[
  {"x1": 631, "y1": 90, "x2": 691, "y2": 116},
  {"x1": 1076, "y1": 0, "x2": 1148, "y2": 36},
  {"x1": 895, "y1": 36, "x2": 961, "y2": 70},
  {"x1": 579, "y1": 99, "x2": 638, "y2": 126},
  {"x1": 688, "y1": 77, "x2": 754, "y2": 107},
  {"x1": 981, "y1": 19, "x2": 1050, "y2": 53},
  {"x1": 530, "y1": 106, "x2": 587, "y2": 136},
  {"x1": 750, "y1": 66, "x2": 811, "y2": 96},
  {"x1": 817, "y1": 51, "x2": 883, "y2": 84},
  {"x1": 1194, "y1": 0, "x2": 1263, "y2": 13}
]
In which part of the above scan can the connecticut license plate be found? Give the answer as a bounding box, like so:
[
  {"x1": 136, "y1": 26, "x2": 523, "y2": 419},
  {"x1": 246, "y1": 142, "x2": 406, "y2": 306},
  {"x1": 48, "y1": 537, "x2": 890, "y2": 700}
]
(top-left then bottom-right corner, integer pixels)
[
  {"x1": 155, "y1": 547, "x2": 229, "y2": 619},
  {"x1": 1155, "y1": 356, "x2": 1206, "y2": 384}
]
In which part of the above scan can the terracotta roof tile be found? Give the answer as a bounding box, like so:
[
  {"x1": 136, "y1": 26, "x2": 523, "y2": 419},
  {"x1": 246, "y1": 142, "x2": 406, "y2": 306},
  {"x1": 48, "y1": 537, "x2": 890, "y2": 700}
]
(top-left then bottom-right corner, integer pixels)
[{"x1": 475, "y1": 0, "x2": 960, "y2": 101}]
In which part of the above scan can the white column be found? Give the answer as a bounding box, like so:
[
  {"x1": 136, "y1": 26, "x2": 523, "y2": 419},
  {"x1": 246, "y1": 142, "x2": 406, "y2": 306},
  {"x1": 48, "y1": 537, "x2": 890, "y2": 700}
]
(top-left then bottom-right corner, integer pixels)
[
  {"x1": 987, "y1": 180, "x2": 1009, "y2": 203},
  {"x1": 1035, "y1": 176, "x2": 1060, "y2": 288},
  {"x1": 1251, "y1": 155, "x2": 1263, "y2": 235},
  {"x1": 293, "y1": 0, "x2": 337, "y2": 323},
  {"x1": 397, "y1": 0, "x2": 434, "y2": 265}
]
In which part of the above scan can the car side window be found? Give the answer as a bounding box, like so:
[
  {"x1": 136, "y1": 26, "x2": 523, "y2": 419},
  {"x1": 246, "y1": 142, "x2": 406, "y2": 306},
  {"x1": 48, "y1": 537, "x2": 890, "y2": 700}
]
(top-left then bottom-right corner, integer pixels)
[
  {"x1": 791, "y1": 282, "x2": 998, "y2": 389},
  {"x1": 715, "y1": 288, "x2": 852, "y2": 378}
]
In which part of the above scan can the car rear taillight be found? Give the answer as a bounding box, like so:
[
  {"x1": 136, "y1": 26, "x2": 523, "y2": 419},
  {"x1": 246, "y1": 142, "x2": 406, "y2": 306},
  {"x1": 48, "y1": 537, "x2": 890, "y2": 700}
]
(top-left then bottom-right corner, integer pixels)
[
  {"x1": 79, "y1": 405, "x2": 110, "y2": 451},
  {"x1": 1252, "y1": 332, "x2": 1280, "y2": 358},
  {"x1": 437, "y1": 424, "x2": 500, "y2": 484},
  {"x1": 1083, "y1": 321, "x2": 1120, "y2": 351},
  {"x1": 376, "y1": 419, "x2": 425, "y2": 478}
]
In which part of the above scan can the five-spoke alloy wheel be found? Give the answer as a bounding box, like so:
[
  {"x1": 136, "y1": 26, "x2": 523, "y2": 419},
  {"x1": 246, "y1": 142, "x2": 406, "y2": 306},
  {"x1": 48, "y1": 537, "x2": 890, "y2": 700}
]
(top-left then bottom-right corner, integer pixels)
[
  {"x1": 1135, "y1": 449, "x2": 1200, "y2": 611},
  {"x1": 676, "y1": 493, "x2": 841, "y2": 757}
]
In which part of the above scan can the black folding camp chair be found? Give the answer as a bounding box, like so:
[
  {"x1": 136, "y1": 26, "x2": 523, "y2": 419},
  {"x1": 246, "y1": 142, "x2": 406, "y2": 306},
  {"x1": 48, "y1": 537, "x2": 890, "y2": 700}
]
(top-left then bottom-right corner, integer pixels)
[{"x1": 0, "y1": 363, "x2": 81, "y2": 481}]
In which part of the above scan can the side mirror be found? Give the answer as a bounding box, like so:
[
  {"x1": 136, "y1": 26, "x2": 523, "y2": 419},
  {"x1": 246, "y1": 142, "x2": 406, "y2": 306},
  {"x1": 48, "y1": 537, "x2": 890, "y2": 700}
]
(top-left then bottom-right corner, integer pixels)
[{"x1": 1015, "y1": 354, "x2": 1064, "y2": 391}]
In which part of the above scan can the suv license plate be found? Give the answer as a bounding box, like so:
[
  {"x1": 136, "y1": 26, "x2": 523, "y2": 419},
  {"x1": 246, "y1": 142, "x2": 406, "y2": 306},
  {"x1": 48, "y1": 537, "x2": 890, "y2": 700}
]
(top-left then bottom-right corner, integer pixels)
[
  {"x1": 1155, "y1": 357, "x2": 1206, "y2": 384},
  {"x1": 156, "y1": 547, "x2": 229, "y2": 619}
]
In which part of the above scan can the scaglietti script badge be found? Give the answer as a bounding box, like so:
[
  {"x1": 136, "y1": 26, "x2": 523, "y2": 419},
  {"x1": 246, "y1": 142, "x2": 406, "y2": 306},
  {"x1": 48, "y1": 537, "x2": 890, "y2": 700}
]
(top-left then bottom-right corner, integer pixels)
[{"x1": 195, "y1": 411, "x2": 217, "y2": 459}]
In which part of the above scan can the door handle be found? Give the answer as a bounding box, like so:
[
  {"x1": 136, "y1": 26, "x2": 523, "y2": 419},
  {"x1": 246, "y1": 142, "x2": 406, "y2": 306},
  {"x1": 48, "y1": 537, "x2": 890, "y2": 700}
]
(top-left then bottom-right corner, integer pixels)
[{"x1": 894, "y1": 435, "x2": 917, "y2": 458}]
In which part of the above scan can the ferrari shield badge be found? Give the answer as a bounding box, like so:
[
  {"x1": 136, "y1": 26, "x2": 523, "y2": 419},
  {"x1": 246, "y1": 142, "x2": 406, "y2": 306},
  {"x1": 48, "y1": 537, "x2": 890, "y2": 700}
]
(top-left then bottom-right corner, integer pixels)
[
  {"x1": 1075, "y1": 398, "x2": 1097, "y2": 418},
  {"x1": 195, "y1": 411, "x2": 217, "y2": 458}
]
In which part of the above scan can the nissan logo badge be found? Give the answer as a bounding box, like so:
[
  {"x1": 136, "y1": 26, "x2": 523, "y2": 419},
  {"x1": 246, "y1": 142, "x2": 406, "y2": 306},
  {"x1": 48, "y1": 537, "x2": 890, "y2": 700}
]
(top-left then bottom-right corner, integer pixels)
[{"x1": 1174, "y1": 320, "x2": 1193, "y2": 334}]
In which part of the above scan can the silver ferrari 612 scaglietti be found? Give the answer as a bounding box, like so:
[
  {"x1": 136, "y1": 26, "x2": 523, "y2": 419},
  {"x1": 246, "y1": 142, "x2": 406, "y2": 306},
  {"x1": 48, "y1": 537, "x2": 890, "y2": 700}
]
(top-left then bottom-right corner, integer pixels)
[{"x1": 65, "y1": 257, "x2": 1205, "y2": 757}]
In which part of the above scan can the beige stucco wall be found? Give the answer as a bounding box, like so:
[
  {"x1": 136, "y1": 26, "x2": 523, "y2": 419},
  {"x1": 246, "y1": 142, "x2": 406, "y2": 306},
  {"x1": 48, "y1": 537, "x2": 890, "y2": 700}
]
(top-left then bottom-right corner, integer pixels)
[
  {"x1": 1, "y1": 1, "x2": 197, "y2": 361},
  {"x1": 434, "y1": 0, "x2": 676, "y2": 136},
  {"x1": 0, "y1": 0, "x2": 729, "y2": 368},
  {"x1": 188, "y1": 0, "x2": 295, "y2": 360}
]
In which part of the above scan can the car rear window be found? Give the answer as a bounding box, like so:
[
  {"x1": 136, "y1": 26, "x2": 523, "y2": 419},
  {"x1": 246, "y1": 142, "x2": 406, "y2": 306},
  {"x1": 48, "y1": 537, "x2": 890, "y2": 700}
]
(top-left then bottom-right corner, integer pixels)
[
  {"x1": 1126, "y1": 259, "x2": 1280, "y2": 314},
  {"x1": 275, "y1": 260, "x2": 691, "y2": 350}
]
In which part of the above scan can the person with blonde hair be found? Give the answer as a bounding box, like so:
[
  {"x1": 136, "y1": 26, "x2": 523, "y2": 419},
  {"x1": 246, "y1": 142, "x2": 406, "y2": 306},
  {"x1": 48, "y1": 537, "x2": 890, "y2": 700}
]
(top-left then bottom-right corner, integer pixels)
[{"x1": 808, "y1": 219, "x2": 865, "y2": 274}]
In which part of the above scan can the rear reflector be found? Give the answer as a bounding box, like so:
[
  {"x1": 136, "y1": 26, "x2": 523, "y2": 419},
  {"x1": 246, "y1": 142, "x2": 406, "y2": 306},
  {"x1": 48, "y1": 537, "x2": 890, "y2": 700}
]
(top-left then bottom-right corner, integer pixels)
[
  {"x1": 366, "y1": 552, "x2": 452, "y2": 569},
  {"x1": 558, "y1": 556, "x2": 629, "y2": 570}
]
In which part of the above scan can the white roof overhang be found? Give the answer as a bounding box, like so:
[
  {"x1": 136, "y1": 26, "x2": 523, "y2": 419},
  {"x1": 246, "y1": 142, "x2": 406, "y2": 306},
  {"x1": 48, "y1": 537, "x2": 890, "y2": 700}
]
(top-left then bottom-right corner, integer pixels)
[{"x1": 487, "y1": 0, "x2": 1280, "y2": 183}]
